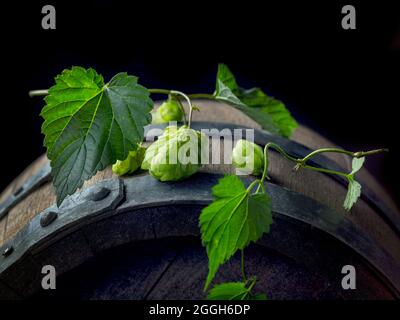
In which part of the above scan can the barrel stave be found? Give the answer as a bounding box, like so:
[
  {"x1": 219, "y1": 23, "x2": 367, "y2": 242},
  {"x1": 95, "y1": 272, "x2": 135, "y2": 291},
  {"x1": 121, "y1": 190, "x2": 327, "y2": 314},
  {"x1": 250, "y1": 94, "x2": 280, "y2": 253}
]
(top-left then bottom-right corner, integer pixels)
[{"x1": 0, "y1": 100, "x2": 398, "y2": 300}]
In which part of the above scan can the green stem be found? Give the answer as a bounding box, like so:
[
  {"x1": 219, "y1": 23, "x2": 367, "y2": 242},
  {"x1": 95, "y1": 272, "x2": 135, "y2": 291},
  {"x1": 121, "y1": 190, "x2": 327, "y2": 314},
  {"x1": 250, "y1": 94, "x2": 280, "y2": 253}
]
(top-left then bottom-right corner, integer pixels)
[
  {"x1": 241, "y1": 249, "x2": 247, "y2": 282},
  {"x1": 299, "y1": 147, "x2": 388, "y2": 164},
  {"x1": 170, "y1": 90, "x2": 193, "y2": 128},
  {"x1": 256, "y1": 145, "x2": 270, "y2": 193},
  {"x1": 353, "y1": 149, "x2": 389, "y2": 158},
  {"x1": 247, "y1": 277, "x2": 257, "y2": 293},
  {"x1": 241, "y1": 277, "x2": 257, "y2": 299},
  {"x1": 256, "y1": 142, "x2": 297, "y2": 193},
  {"x1": 260, "y1": 144, "x2": 271, "y2": 184},
  {"x1": 173, "y1": 96, "x2": 187, "y2": 125},
  {"x1": 29, "y1": 89, "x2": 49, "y2": 97},
  {"x1": 255, "y1": 143, "x2": 386, "y2": 194},
  {"x1": 150, "y1": 89, "x2": 194, "y2": 127},
  {"x1": 187, "y1": 93, "x2": 216, "y2": 100},
  {"x1": 30, "y1": 88, "x2": 173, "y2": 97},
  {"x1": 246, "y1": 179, "x2": 261, "y2": 193},
  {"x1": 148, "y1": 88, "x2": 171, "y2": 95},
  {"x1": 265, "y1": 142, "x2": 299, "y2": 164},
  {"x1": 301, "y1": 164, "x2": 349, "y2": 178},
  {"x1": 266, "y1": 143, "x2": 352, "y2": 177}
]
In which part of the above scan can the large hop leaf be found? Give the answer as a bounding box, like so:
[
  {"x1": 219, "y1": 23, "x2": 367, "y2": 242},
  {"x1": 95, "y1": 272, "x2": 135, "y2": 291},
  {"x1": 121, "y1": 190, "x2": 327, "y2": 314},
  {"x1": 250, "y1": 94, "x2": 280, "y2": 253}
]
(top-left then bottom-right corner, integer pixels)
[
  {"x1": 214, "y1": 64, "x2": 298, "y2": 138},
  {"x1": 41, "y1": 67, "x2": 153, "y2": 205},
  {"x1": 200, "y1": 175, "x2": 273, "y2": 289}
]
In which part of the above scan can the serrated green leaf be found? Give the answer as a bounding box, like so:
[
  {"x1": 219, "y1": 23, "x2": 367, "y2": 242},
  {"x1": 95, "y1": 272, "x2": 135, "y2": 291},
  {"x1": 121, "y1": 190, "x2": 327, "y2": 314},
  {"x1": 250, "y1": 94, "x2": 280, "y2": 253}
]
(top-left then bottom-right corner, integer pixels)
[
  {"x1": 343, "y1": 157, "x2": 365, "y2": 211},
  {"x1": 216, "y1": 81, "x2": 282, "y2": 137},
  {"x1": 207, "y1": 282, "x2": 249, "y2": 300},
  {"x1": 200, "y1": 175, "x2": 272, "y2": 289},
  {"x1": 41, "y1": 67, "x2": 153, "y2": 205},
  {"x1": 250, "y1": 293, "x2": 268, "y2": 300},
  {"x1": 238, "y1": 88, "x2": 297, "y2": 138},
  {"x1": 214, "y1": 64, "x2": 297, "y2": 138},
  {"x1": 350, "y1": 157, "x2": 365, "y2": 175},
  {"x1": 215, "y1": 64, "x2": 239, "y2": 94},
  {"x1": 207, "y1": 281, "x2": 268, "y2": 300},
  {"x1": 343, "y1": 178, "x2": 362, "y2": 211}
]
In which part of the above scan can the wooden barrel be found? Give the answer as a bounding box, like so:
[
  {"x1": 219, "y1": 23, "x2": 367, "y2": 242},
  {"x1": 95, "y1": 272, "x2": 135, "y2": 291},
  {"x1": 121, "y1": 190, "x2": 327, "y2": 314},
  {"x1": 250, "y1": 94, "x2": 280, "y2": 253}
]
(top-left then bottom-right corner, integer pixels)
[{"x1": 0, "y1": 100, "x2": 399, "y2": 300}]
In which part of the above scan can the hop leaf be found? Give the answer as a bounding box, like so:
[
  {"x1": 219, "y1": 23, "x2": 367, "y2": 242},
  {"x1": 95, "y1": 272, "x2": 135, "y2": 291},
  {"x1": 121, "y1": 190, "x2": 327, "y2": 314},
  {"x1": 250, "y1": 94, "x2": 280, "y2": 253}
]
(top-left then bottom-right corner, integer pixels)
[
  {"x1": 214, "y1": 64, "x2": 297, "y2": 138},
  {"x1": 208, "y1": 282, "x2": 248, "y2": 300},
  {"x1": 343, "y1": 157, "x2": 365, "y2": 211},
  {"x1": 200, "y1": 175, "x2": 272, "y2": 289},
  {"x1": 207, "y1": 281, "x2": 267, "y2": 300},
  {"x1": 343, "y1": 178, "x2": 362, "y2": 211},
  {"x1": 41, "y1": 67, "x2": 153, "y2": 205}
]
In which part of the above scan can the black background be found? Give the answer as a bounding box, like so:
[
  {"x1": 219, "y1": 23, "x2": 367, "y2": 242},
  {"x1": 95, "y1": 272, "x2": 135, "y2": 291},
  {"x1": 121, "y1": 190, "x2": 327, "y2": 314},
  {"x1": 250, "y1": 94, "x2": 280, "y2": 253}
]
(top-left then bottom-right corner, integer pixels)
[{"x1": 0, "y1": 1, "x2": 399, "y2": 202}]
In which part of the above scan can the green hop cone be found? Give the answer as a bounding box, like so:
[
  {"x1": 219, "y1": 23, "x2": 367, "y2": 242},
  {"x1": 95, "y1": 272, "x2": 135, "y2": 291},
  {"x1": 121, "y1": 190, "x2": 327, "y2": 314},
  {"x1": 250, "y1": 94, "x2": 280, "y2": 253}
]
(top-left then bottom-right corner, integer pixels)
[
  {"x1": 112, "y1": 145, "x2": 146, "y2": 176},
  {"x1": 151, "y1": 96, "x2": 184, "y2": 124},
  {"x1": 142, "y1": 126, "x2": 208, "y2": 181},
  {"x1": 232, "y1": 139, "x2": 264, "y2": 176}
]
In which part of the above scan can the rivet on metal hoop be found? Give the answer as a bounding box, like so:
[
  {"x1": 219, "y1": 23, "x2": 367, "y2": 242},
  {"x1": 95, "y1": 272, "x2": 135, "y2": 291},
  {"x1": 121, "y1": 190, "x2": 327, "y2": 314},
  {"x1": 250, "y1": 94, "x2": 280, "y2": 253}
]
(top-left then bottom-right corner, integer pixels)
[
  {"x1": 40, "y1": 211, "x2": 58, "y2": 227},
  {"x1": 2, "y1": 246, "x2": 13, "y2": 257},
  {"x1": 87, "y1": 187, "x2": 110, "y2": 202}
]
